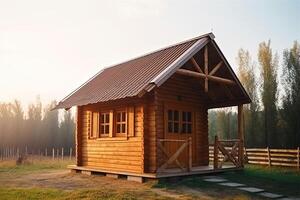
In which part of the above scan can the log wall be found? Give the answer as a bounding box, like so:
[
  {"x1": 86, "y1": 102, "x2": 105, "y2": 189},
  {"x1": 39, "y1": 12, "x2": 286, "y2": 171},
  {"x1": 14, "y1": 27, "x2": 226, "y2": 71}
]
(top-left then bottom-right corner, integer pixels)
[{"x1": 78, "y1": 101, "x2": 145, "y2": 173}]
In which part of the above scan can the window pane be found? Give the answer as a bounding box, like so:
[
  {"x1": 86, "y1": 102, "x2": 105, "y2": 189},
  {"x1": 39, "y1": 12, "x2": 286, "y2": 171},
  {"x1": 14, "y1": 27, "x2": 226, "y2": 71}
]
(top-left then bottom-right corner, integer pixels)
[
  {"x1": 182, "y1": 112, "x2": 186, "y2": 122},
  {"x1": 168, "y1": 122, "x2": 173, "y2": 133},
  {"x1": 105, "y1": 114, "x2": 109, "y2": 123},
  {"x1": 174, "y1": 110, "x2": 179, "y2": 121},
  {"x1": 187, "y1": 124, "x2": 192, "y2": 133},
  {"x1": 122, "y1": 124, "x2": 126, "y2": 133},
  {"x1": 117, "y1": 124, "x2": 121, "y2": 133},
  {"x1": 105, "y1": 125, "x2": 109, "y2": 134},
  {"x1": 122, "y1": 112, "x2": 126, "y2": 122},
  {"x1": 182, "y1": 123, "x2": 186, "y2": 133},
  {"x1": 117, "y1": 113, "x2": 121, "y2": 122},
  {"x1": 168, "y1": 110, "x2": 173, "y2": 121},
  {"x1": 174, "y1": 122, "x2": 179, "y2": 133},
  {"x1": 101, "y1": 114, "x2": 105, "y2": 123},
  {"x1": 101, "y1": 125, "x2": 104, "y2": 134},
  {"x1": 187, "y1": 112, "x2": 192, "y2": 122}
]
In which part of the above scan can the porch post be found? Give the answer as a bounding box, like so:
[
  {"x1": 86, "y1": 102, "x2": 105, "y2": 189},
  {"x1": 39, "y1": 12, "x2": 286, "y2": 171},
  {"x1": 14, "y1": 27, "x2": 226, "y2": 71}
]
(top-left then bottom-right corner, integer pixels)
[{"x1": 238, "y1": 104, "x2": 244, "y2": 167}]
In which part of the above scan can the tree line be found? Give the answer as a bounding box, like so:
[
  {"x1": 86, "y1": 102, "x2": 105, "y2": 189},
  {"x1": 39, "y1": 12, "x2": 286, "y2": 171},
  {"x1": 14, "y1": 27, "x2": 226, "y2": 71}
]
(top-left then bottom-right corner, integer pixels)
[
  {"x1": 209, "y1": 40, "x2": 300, "y2": 149},
  {"x1": 0, "y1": 97, "x2": 75, "y2": 154}
]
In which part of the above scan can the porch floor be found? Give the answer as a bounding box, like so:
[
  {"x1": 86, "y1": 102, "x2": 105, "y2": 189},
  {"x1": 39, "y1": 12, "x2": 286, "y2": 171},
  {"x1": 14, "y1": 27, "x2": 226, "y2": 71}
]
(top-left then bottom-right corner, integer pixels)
[{"x1": 68, "y1": 164, "x2": 241, "y2": 179}]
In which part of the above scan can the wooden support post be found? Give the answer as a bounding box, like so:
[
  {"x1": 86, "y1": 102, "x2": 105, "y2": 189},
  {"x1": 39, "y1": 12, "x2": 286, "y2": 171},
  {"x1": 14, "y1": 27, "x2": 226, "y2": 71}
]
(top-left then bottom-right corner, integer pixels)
[
  {"x1": 267, "y1": 147, "x2": 271, "y2": 167},
  {"x1": 76, "y1": 106, "x2": 83, "y2": 166},
  {"x1": 52, "y1": 148, "x2": 55, "y2": 160},
  {"x1": 213, "y1": 135, "x2": 219, "y2": 169},
  {"x1": 204, "y1": 45, "x2": 208, "y2": 92},
  {"x1": 297, "y1": 147, "x2": 299, "y2": 170},
  {"x1": 238, "y1": 105, "x2": 244, "y2": 167},
  {"x1": 188, "y1": 137, "x2": 192, "y2": 171}
]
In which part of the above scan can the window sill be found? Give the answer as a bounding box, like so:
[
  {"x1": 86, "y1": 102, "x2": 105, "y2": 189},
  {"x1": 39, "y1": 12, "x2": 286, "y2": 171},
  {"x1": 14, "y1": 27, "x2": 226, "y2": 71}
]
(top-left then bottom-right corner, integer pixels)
[{"x1": 96, "y1": 137, "x2": 128, "y2": 141}]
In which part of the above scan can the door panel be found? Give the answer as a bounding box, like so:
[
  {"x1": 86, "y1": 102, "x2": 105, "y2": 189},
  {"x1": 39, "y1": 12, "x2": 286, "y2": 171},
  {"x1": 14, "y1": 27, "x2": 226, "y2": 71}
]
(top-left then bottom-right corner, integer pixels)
[{"x1": 164, "y1": 106, "x2": 195, "y2": 168}]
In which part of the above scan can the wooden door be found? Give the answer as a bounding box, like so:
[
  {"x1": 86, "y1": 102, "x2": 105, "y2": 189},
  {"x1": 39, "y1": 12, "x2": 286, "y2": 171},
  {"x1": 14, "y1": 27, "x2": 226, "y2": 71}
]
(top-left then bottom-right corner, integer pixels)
[{"x1": 164, "y1": 105, "x2": 195, "y2": 169}]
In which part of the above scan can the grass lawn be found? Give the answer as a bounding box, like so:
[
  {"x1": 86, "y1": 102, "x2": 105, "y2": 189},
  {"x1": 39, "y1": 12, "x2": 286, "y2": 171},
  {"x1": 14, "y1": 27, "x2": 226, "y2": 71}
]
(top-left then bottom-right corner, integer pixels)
[
  {"x1": 0, "y1": 159, "x2": 299, "y2": 200},
  {"x1": 221, "y1": 165, "x2": 300, "y2": 197}
]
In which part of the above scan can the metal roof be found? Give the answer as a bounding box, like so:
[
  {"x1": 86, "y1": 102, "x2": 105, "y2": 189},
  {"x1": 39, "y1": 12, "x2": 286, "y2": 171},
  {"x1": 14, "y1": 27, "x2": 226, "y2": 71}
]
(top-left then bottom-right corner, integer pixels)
[
  {"x1": 55, "y1": 33, "x2": 250, "y2": 109},
  {"x1": 55, "y1": 34, "x2": 214, "y2": 109}
]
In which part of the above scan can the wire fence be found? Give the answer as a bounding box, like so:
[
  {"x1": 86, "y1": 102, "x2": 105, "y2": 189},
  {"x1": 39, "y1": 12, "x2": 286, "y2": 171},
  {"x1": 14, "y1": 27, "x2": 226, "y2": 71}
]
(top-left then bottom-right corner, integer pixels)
[{"x1": 0, "y1": 146, "x2": 75, "y2": 161}]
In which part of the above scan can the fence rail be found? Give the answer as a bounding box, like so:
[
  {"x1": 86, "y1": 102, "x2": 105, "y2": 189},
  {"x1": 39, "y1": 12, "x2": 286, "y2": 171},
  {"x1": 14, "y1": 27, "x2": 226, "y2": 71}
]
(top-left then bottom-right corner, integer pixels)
[
  {"x1": 0, "y1": 146, "x2": 75, "y2": 161},
  {"x1": 209, "y1": 146, "x2": 300, "y2": 169}
]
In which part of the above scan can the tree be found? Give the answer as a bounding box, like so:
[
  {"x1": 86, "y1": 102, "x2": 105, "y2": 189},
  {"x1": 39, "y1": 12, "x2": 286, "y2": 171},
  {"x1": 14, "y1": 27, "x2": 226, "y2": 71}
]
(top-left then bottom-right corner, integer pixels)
[
  {"x1": 236, "y1": 49, "x2": 260, "y2": 147},
  {"x1": 281, "y1": 41, "x2": 300, "y2": 148},
  {"x1": 42, "y1": 101, "x2": 59, "y2": 148},
  {"x1": 59, "y1": 110, "x2": 75, "y2": 152},
  {"x1": 258, "y1": 40, "x2": 278, "y2": 147}
]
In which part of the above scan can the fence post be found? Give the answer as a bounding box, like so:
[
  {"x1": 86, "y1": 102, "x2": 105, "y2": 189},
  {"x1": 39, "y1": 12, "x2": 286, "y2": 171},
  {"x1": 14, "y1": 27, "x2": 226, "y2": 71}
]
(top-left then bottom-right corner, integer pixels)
[
  {"x1": 213, "y1": 135, "x2": 219, "y2": 169},
  {"x1": 69, "y1": 148, "x2": 72, "y2": 160},
  {"x1": 267, "y1": 147, "x2": 271, "y2": 167},
  {"x1": 45, "y1": 148, "x2": 48, "y2": 157},
  {"x1": 188, "y1": 137, "x2": 192, "y2": 171},
  {"x1": 297, "y1": 147, "x2": 299, "y2": 170},
  {"x1": 56, "y1": 149, "x2": 59, "y2": 159},
  {"x1": 62, "y1": 147, "x2": 64, "y2": 160},
  {"x1": 52, "y1": 148, "x2": 55, "y2": 160}
]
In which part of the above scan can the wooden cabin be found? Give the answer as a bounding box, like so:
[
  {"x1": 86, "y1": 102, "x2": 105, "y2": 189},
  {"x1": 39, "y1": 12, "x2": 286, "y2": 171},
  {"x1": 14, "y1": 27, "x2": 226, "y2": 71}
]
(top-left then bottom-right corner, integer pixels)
[{"x1": 56, "y1": 33, "x2": 251, "y2": 182}]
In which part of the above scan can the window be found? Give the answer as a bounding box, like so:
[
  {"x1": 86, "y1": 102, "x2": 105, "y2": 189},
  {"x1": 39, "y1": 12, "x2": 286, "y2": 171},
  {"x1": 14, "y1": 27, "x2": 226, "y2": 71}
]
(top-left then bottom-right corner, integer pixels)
[
  {"x1": 116, "y1": 111, "x2": 127, "y2": 135},
  {"x1": 88, "y1": 107, "x2": 134, "y2": 140},
  {"x1": 182, "y1": 111, "x2": 192, "y2": 134},
  {"x1": 168, "y1": 110, "x2": 179, "y2": 133},
  {"x1": 167, "y1": 109, "x2": 192, "y2": 134},
  {"x1": 100, "y1": 112, "x2": 110, "y2": 136}
]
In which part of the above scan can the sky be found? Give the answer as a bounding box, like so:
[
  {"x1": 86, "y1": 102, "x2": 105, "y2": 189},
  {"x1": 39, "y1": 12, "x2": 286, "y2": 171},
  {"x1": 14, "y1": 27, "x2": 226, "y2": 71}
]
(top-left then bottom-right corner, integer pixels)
[{"x1": 0, "y1": 0, "x2": 299, "y2": 108}]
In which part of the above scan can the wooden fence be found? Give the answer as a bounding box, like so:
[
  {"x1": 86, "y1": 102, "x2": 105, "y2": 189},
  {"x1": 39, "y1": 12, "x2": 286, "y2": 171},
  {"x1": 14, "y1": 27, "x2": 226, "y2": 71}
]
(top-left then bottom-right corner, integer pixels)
[
  {"x1": 209, "y1": 146, "x2": 300, "y2": 169},
  {"x1": 0, "y1": 146, "x2": 75, "y2": 161}
]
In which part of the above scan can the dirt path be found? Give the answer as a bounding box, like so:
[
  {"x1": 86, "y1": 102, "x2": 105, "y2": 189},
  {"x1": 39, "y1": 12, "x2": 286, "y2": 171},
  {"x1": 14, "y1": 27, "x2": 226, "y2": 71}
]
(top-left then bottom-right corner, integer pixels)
[{"x1": 0, "y1": 169, "x2": 190, "y2": 199}]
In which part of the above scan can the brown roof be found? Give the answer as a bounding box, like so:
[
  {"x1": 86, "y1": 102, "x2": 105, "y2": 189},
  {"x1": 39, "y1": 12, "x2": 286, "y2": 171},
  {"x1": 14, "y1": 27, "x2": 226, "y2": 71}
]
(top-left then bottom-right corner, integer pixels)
[{"x1": 55, "y1": 33, "x2": 250, "y2": 109}]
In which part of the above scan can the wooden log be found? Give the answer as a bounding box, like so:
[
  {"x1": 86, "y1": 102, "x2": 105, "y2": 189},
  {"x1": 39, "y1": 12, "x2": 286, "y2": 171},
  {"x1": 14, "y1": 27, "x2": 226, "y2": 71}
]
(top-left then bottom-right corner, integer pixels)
[
  {"x1": 176, "y1": 69, "x2": 236, "y2": 85},
  {"x1": 190, "y1": 57, "x2": 204, "y2": 73},
  {"x1": 204, "y1": 45, "x2": 208, "y2": 92},
  {"x1": 209, "y1": 61, "x2": 223, "y2": 76}
]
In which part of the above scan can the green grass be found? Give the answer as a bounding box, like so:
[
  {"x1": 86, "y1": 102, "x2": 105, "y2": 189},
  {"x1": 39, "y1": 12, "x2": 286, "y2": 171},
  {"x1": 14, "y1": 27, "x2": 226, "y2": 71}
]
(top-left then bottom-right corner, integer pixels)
[
  {"x1": 154, "y1": 165, "x2": 300, "y2": 199},
  {"x1": 221, "y1": 164, "x2": 300, "y2": 197}
]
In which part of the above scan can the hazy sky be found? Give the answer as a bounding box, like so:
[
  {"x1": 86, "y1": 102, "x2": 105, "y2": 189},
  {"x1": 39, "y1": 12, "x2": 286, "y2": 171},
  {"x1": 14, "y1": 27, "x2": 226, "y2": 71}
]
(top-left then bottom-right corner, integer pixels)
[{"x1": 0, "y1": 0, "x2": 299, "y2": 107}]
